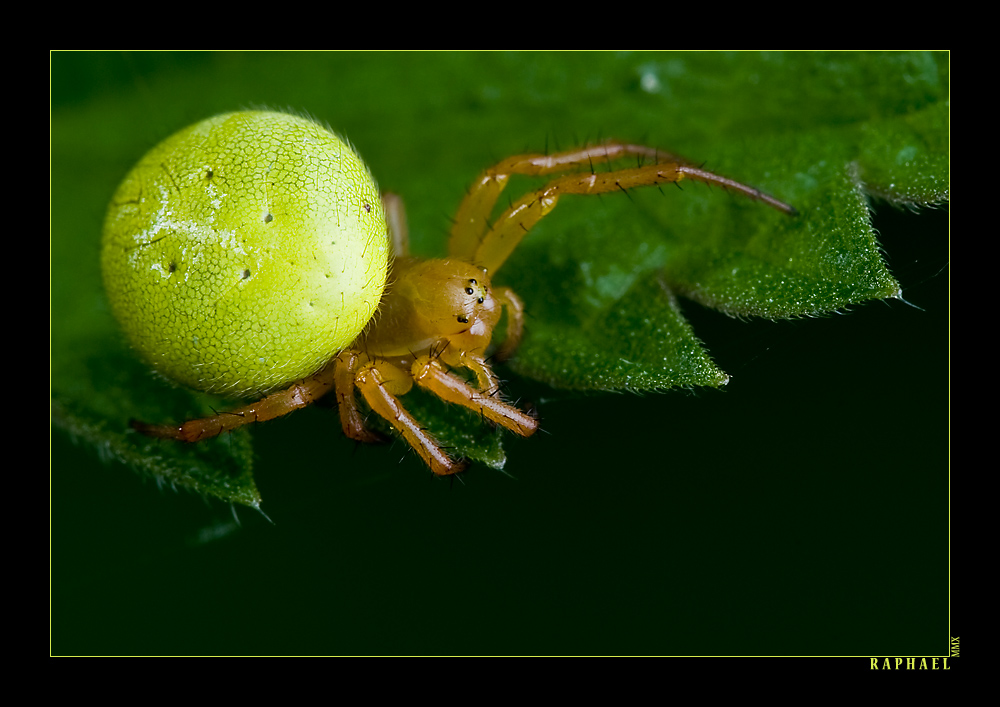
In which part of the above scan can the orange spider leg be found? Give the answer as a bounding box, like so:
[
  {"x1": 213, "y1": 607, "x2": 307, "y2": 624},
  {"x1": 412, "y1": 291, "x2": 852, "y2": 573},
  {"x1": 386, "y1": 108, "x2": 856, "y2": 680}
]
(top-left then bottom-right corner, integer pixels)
[
  {"x1": 382, "y1": 192, "x2": 410, "y2": 258},
  {"x1": 447, "y1": 349, "x2": 501, "y2": 396},
  {"x1": 131, "y1": 359, "x2": 340, "y2": 442},
  {"x1": 410, "y1": 356, "x2": 538, "y2": 438},
  {"x1": 476, "y1": 161, "x2": 797, "y2": 274},
  {"x1": 352, "y1": 357, "x2": 467, "y2": 476},
  {"x1": 449, "y1": 144, "x2": 690, "y2": 260},
  {"x1": 492, "y1": 286, "x2": 525, "y2": 364},
  {"x1": 333, "y1": 351, "x2": 383, "y2": 444},
  {"x1": 448, "y1": 143, "x2": 797, "y2": 273}
]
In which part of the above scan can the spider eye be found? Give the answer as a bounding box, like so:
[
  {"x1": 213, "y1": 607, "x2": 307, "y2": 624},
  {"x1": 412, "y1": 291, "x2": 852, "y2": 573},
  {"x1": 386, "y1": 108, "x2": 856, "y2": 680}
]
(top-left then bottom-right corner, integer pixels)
[
  {"x1": 457, "y1": 315, "x2": 469, "y2": 324},
  {"x1": 465, "y1": 287, "x2": 474, "y2": 295}
]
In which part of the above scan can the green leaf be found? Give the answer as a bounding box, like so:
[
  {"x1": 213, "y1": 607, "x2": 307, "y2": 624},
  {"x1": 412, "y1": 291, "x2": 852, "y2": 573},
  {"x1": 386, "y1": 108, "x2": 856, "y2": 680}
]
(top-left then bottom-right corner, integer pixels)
[
  {"x1": 50, "y1": 329, "x2": 262, "y2": 508},
  {"x1": 50, "y1": 51, "x2": 949, "y2": 506}
]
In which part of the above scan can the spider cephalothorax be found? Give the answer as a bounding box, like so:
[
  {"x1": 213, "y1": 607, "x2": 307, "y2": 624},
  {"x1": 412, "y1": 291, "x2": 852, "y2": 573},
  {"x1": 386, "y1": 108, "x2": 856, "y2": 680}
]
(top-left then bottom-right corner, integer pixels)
[{"x1": 110, "y1": 111, "x2": 794, "y2": 475}]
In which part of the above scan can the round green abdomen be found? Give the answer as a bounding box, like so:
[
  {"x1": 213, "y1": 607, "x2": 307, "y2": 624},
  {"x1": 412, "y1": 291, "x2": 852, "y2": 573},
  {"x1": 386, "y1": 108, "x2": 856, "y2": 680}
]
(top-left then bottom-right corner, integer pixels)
[{"x1": 102, "y1": 111, "x2": 389, "y2": 398}]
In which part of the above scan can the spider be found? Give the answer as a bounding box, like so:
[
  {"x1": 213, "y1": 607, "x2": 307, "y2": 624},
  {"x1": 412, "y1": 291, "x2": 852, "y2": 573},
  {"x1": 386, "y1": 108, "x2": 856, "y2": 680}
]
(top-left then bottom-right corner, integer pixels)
[{"x1": 130, "y1": 132, "x2": 796, "y2": 476}]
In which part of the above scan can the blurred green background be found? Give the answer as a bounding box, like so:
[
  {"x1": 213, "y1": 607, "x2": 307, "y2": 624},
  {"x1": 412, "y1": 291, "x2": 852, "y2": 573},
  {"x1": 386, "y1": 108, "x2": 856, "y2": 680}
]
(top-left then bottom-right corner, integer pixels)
[{"x1": 51, "y1": 52, "x2": 948, "y2": 656}]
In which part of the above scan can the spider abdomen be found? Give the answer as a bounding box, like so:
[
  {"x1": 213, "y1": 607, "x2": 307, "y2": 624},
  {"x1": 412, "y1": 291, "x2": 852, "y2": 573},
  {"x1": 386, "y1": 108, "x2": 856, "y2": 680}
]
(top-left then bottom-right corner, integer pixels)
[{"x1": 101, "y1": 112, "x2": 390, "y2": 398}]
